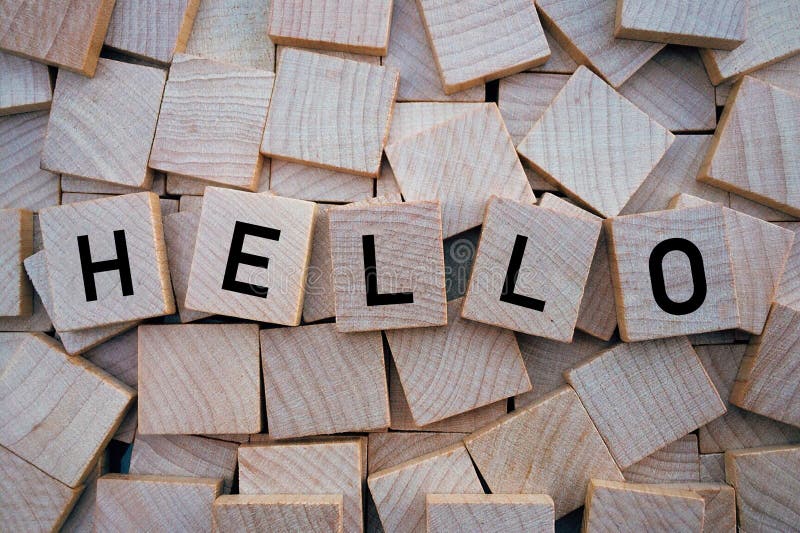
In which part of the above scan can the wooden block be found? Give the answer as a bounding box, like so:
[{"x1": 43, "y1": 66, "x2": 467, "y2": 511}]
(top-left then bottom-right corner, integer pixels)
[
  {"x1": 60, "y1": 456, "x2": 107, "y2": 533},
  {"x1": 0, "y1": 444, "x2": 83, "y2": 532},
  {"x1": 538, "y1": 193, "x2": 616, "y2": 340},
  {"x1": 416, "y1": 0, "x2": 549, "y2": 94},
  {"x1": 0, "y1": 0, "x2": 114, "y2": 76},
  {"x1": 465, "y1": 386, "x2": 623, "y2": 518},
  {"x1": 239, "y1": 440, "x2": 363, "y2": 533},
  {"x1": 367, "y1": 432, "x2": 466, "y2": 474},
  {"x1": 386, "y1": 298, "x2": 530, "y2": 425},
  {"x1": 269, "y1": 160, "x2": 373, "y2": 203},
  {"x1": 0, "y1": 52, "x2": 51, "y2": 115},
  {"x1": 462, "y1": 197, "x2": 601, "y2": 341},
  {"x1": 376, "y1": 161, "x2": 404, "y2": 198},
  {"x1": 184, "y1": 188, "x2": 315, "y2": 325},
  {"x1": 167, "y1": 162, "x2": 271, "y2": 195},
  {"x1": 275, "y1": 44, "x2": 382, "y2": 66},
  {"x1": 39, "y1": 192, "x2": 174, "y2": 331},
  {"x1": 729, "y1": 193, "x2": 799, "y2": 222},
  {"x1": 700, "y1": 454, "x2": 726, "y2": 483},
  {"x1": 368, "y1": 443, "x2": 483, "y2": 533},
  {"x1": 61, "y1": 172, "x2": 167, "y2": 195},
  {"x1": 700, "y1": 0, "x2": 800, "y2": 84},
  {"x1": 302, "y1": 204, "x2": 335, "y2": 323},
  {"x1": 150, "y1": 54, "x2": 273, "y2": 191},
  {"x1": 260, "y1": 324, "x2": 389, "y2": 438},
  {"x1": 383, "y1": 0, "x2": 483, "y2": 102},
  {"x1": 566, "y1": 337, "x2": 726, "y2": 468},
  {"x1": 497, "y1": 73, "x2": 569, "y2": 145},
  {"x1": 130, "y1": 434, "x2": 238, "y2": 494},
  {"x1": 213, "y1": 494, "x2": 344, "y2": 533},
  {"x1": 615, "y1": 0, "x2": 747, "y2": 49},
  {"x1": 689, "y1": 329, "x2": 749, "y2": 345},
  {"x1": 268, "y1": 0, "x2": 392, "y2": 55},
  {"x1": 163, "y1": 211, "x2": 212, "y2": 323},
  {"x1": 661, "y1": 482, "x2": 737, "y2": 533},
  {"x1": 518, "y1": 66, "x2": 674, "y2": 217},
  {"x1": 622, "y1": 434, "x2": 701, "y2": 484},
  {"x1": 699, "y1": 77, "x2": 800, "y2": 217},
  {"x1": 528, "y1": 27, "x2": 579, "y2": 74},
  {"x1": 387, "y1": 102, "x2": 484, "y2": 145},
  {"x1": 535, "y1": 0, "x2": 664, "y2": 87},
  {"x1": 426, "y1": 493, "x2": 555, "y2": 533},
  {"x1": 179, "y1": 195, "x2": 204, "y2": 213},
  {"x1": 95, "y1": 474, "x2": 222, "y2": 531},
  {"x1": 0, "y1": 208, "x2": 33, "y2": 316},
  {"x1": 261, "y1": 49, "x2": 397, "y2": 177},
  {"x1": 775, "y1": 222, "x2": 800, "y2": 305},
  {"x1": 138, "y1": 324, "x2": 261, "y2": 434},
  {"x1": 717, "y1": 53, "x2": 800, "y2": 107},
  {"x1": 696, "y1": 344, "x2": 800, "y2": 453},
  {"x1": 730, "y1": 302, "x2": 800, "y2": 428},
  {"x1": 725, "y1": 445, "x2": 800, "y2": 531},
  {"x1": 583, "y1": 479, "x2": 705, "y2": 532},
  {"x1": 105, "y1": 0, "x2": 200, "y2": 64},
  {"x1": 0, "y1": 291, "x2": 51, "y2": 332},
  {"x1": 329, "y1": 200, "x2": 447, "y2": 332},
  {"x1": 0, "y1": 333, "x2": 134, "y2": 486}
]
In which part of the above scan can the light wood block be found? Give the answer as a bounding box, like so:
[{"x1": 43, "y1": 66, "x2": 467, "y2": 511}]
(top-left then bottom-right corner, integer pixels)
[
  {"x1": 729, "y1": 192, "x2": 799, "y2": 222},
  {"x1": 528, "y1": 27, "x2": 579, "y2": 74},
  {"x1": 689, "y1": 329, "x2": 749, "y2": 345},
  {"x1": 0, "y1": 333, "x2": 134, "y2": 486},
  {"x1": 269, "y1": 159, "x2": 373, "y2": 203},
  {"x1": 700, "y1": 454, "x2": 726, "y2": 483},
  {"x1": 239, "y1": 440, "x2": 363, "y2": 533},
  {"x1": 162, "y1": 211, "x2": 212, "y2": 323},
  {"x1": 536, "y1": 0, "x2": 664, "y2": 87},
  {"x1": 61, "y1": 172, "x2": 166, "y2": 195},
  {"x1": 82, "y1": 328, "x2": 138, "y2": 389},
  {"x1": 0, "y1": 290, "x2": 51, "y2": 332},
  {"x1": 213, "y1": 494, "x2": 344, "y2": 533},
  {"x1": 0, "y1": 52, "x2": 51, "y2": 115},
  {"x1": 622, "y1": 434, "x2": 701, "y2": 484},
  {"x1": 167, "y1": 163, "x2": 271, "y2": 195},
  {"x1": 179, "y1": 195, "x2": 204, "y2": 213},
  {"x1": 661, "y1": 482, "x2": 737, "y2": 533},
  {"x1": 566, "y1": 337, "x2": 726, "y2": 468},
  {"x1": 387, "y1": 101, "x2": 484, "y2": 145},
  {"x1": 376, "y1": 162, "x2": 404, "y2": 198},
  {"x1": 185, "y1": 188, "x2": 315, "y2": 325},
  {"x1": 615, "y1": 0, "x2": 747, "y2": 49},
  {"x1": 497, "y1": 73, "x2": 569, "y2": 145},
  {"x1": 717, "y1": 53, "x2": 800, "y2": 106},
  {"x1": 368, "y1": 443, "x2": 483, "y2": 533},
  {"x1": 275, "y1": 44, "x2": 382, "y2": 67},
  {"x1": 39, "y1": 192, "x2": 174, "y2": 331},
  {"x1": 261, "y1": 48, "x2": 398, "y2": 177},
  {"x1": 303, "y1": 204, "x2": 335, "y2": 323},
  {"x1": 465, "y1": 386, "x2": 623, "y2": 518},
  {"x1": 0, "y1": 208, "x2": 32, "y2": 316},
  {"x1": 462, "y1": 197, "x2": 600, "y2": 341},
  {"x1": 329, "y1": 200, "x2": 447, "y2": 332},
  {"x1": 518, "y1": 66, "x2": 674, "y2": 217},
  {"x1": 367, "y1": 432, "x2": 466, "y2": 474},
  {"x1": 60, "y1": 455, "x2": 107, "y2": 533},
  {"x1": 386, "y1": 103, "x2": 534, "y2": 238},
  {"x1": 725, "y1": 445, "x2": 800, "y2": 532},
  {"x1": 775, "y1": 222, "x2": 800, "y2": 306},
  {"x1": 426, "y1": 494, "x2": 555, "y2": 533},
  {"x1": 584, "y1": 479, "x2": 705, "y2": 532},
  {"x1": 0, "y1": 0, "x2": 114, "y2": 76},
  {"x1": 96, "y1": 474, "x2": 222, "y2": 532},
  {"x1": 150, "y1": 54, "x2": 273, "y2": 190}
]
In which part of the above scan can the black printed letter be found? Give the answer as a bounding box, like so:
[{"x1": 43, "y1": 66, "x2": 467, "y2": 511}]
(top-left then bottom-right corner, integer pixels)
[
  {"x1": 222, "y1": 221, "x2": 280, "y2": 298},
  {"x1": 500, "y1": 235, "x2": 545, "y2": 311},
  {"x1": 362, "y1": 234, "x2": 414, "y2": 306},
  {"x1": 649, "y1": 238, "x2": 707, "y2": 315},
  {"x1": 77, "y1": 230, "x2": 134, "y2": 302}
]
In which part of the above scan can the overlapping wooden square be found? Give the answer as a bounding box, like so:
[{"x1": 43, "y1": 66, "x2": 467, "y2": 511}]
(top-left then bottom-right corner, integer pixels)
[
  {"x1": 0, "y1": 208, "x2": 32, "y2": 316},
  {"x1": 213, "y1": 494, "x2": 344, "y2": 533},
  {"x1": 0, "y1": 52, "x2": 51, "y2": 115},
  {"x1": 426, "y1": 494, "x2": 555, "y2": 533}
]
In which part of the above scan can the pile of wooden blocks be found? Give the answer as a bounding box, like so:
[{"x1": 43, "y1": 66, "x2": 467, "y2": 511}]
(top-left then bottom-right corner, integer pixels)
[{"x1": 2, "y1": 0, "x2": 800, "y2": 531}]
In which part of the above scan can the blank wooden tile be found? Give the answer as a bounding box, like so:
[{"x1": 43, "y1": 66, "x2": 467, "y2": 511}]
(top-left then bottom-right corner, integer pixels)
[
  {"x1": 465, "y1": 386, "x2": 623, "y2": 518},
  {"x1": 184, "y1": 188, "x2": 315, "y2": 325},
  {"x1": 775, "y1": 222, "x2": 800, "y2": 306},
  {"x1": 150, "y1": 54, "x2": 273, "y2": 191},
  {"x1": 387, "y1": 102, "x2": 483, "y2": 145},
  {"x1": 162, "y1": 211, "x2": 212, "y2": 323},
  {"x1": 426, "y1": 493, "x2": 555, "y2": 533},
  {"x1": 96, "y1": 474, "x2": 222, "y2": 532},
  {"x1": 700, "y1": 454, "x2": 726, "y2": 483},
  {"x1": 0, "y1": 333, "x2": 134, "y2": 486},
  {"x1": 661, "y1": 482, "x2": 737, "y2": 533},
  {"x1": 717, "y1": 53, "x2": 800, "y2": 106},
  {"x1": 0, "y1": 52, "x2": 51, "y2": 115},
  {"x1": 275, "y1": 43, "x2": 382, "y2": 66},
  {"x1": 329, "y1": 200, "x2": 447, "y2": 332},
  {"x1": 497, "y1": 73, "x2": 569, "y2": 145},
  {"x1": 213, "y1": 494, "x2": 343, "y2": 533},
  {"x1": 60, "y1": 455, "x2": 107, "y2": 533},
  {"x1": 622, "y1": 434, "x2": 701, "y2": 484},
  {"x1": 584, "y1": 479, "x2": 705, "y2": 532},
  {"x1": 0, "y1": 0, "x2": 114, "y2": 76},
  {"x1": 0, "y1": 208, "x2": 32, "y2": 316},
  {"x1": 462, "y1": 198, "x2": 600, "y2": 342},
  {"x1": 729, "y1": 193, "x2": 799, "y2": 222},
  {"x1": 61, "y1": 172, "x2": 167, "y2": 195},
  {"x1": 615, "y1": 0, "x2": 747, "y2": 49},
  {"x1": 179, "y1": 195, "x2": 204, "y2": 213},
  {"x1": 518, "y1": 66, "x2": 674, "y2": 217},
  {"x1": 269, "y1": 159, "x2": 373, "y2": 203},
  {"x1": 368, "y1": 444, "x2": 483, "y2": 533},
  {"x1": 39, "y1": 192, "x2": 174, "y2": 331},
  {"x1": 536, "y1": 0, "x2": 664, "y2": 87},
  {"x1": 367, "y1": 432, "x2": 466, "y2": 474},
  {"x1": 261, "y1": 48, "x2": 398, "y2": 177},
  {"x1": 566, "y1": 337, "x2": 726, "y2": 468},
  {"x1": 528, "y1": 27, "x2": 579, "y2": 74},
  {"x1": 239, "y1": 440, "x2": 363, "y2": 533},
  {"x1": 302, "y1": 204, "x2": 335, "y2": 323},
  {"x1": 726, "y1": 445, "x2": 800, "y2": 531},
  {"x1": 700, "y1": 0, "x2": 800, "y2": 84},
  {"x1": 0, "y1": 289, "x2": 51, "y2": 332},
  {"x1": 167, "y1": 162, "x2": 271, "y2": 195}
]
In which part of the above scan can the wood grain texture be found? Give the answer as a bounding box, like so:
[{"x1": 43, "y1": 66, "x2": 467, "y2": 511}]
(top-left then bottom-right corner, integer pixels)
[
  {"x1": 61, "y1": 172, "x2": 166, "y2": 195},
  {"x1": 269, "y1": 159, "x2": 374, "y2": 202},
  {"x1": 95, "y1": 474, "x2": 222, "y2": 532},
  {"x1": 536, "y1": 0, "x2": 664, "y2": 87},
  {"x1": 497, "y1": 73, "x2": 569, "y2": 145},
  {"x1": 0, "y1": 208, "x2": 32, "y2": 316},
  {"x1": 622, "y1": 434, "x2": 701, "y2": 484},
  {"x1": 464, "y1": 386, "x2": 623, "y2": 518},
  {"x1": 661, "y1": 482, "x2": 737, "y2": 533},
  {"x1": 387, "y1": 101, "x2": 483, "y2": 145},
  {"x1": 269, "y1": 0, "x2": 392, "y2": 55},
  {"x1": 729, "y1": 192, "x2": 799, "y2": 222},
  {"x1": 302, "y1": 204, "x2": 335, "y2": 323},
  {"x1": 417, "y1": 0, "x2": 550, "y2": 93},
  {"x1": 519, "y1": 66, "x2": 674, "y2": 217},
  {"x1": 566, "y1": 337, "x2": 726, "y2": 468},
  {"x1": 60, "y1": 456, "x2": 107, "y2": 533},
  {"x1": 167, "y1": 162, "x2": 271, "y2": 195},
  {"x1": 213, "y1": 494, "x2": 344, "y2": 533},
  {"x1": 615, "y1": 0, "x2": 747, "y2": 49},
  {"x1": 700, "y1": 454, "x2": 726, "y2": 483},
  {"x1": 262, "y1": 48, "x2": 398, "y2": 177},
  {"x1": 368, "y1": 443, "x2": 483, "y2": 533},
  {"x1": 39, "y1": 192, "x2": 174, "y2": 331},
  {"x1": 239, "y1": 440, "x2": 363, "y2": 533},
  {"x1": 426, "y1": 493, "x2": 555, "y2": 533},
  {"x1": 462, "y1": 198, "x2": 601, "y2": 341},
  {"x1": 583, "y1": 479, "x2": 705, "y2": 533},
  {"x1": 528, "y1": 27, "x2": 578, "y2": 74},
  {"x1": 0, "y1": 52, "x2": 51, "y2": 115},
  {"x1": 367, "y1": 432, "x2": 466, "y2": 474},
  {"x1": 725, "y1": 445, "x2": 800, "y2": 532},
  {"x1": 163, "y1": 211, "x2": 212, "y2": 323},
  {"x1": 179, "y1": 195, "x2": 204, "y2": 213},
  {"x1": 0, "y1": 0, "x2": 114, "y2": 76},
  {"x1": 0, "y1": 333, "x2": 134, "y2": 487},
  {"x1": 275, "y1": 44, "x2": 383, "y2": 66},
  {"x1": 716, "y1": 53, "x2": 800, "y2": 106},
  {"x1": 150, "y1": 54, "x2": 273, "y2": 190},
  {"x1": 700, "y1": 0, "x2": 800, "y2": 84},
  {"x1": 0, "y1": 288, "x2": 51, "y2": 332},
  {"x1": 775, "y1": 222, "x2": 800, "y2": 305}
]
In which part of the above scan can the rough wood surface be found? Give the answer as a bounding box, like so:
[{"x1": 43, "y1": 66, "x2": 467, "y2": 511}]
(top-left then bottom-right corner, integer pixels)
[
  {"x1": 528, "y1": 27, "x2": 578, "y2": 74},
  {"x1": 213, "y1": 494, "x2": 344, "y2": 533},
  {"x1": 700, "y1": 454, "x2": 726, "y2": 483},
  {"x1": 60, "y1": 455, "x2": 107, "y2": 533},
  {"x1": 497, "y1": 73, "x2": 569, "y2": 145},
  {"x1": 716, "y1": 53, "x2": 800, "y2": 106},
  {"x1": 0, "y1": 208, "x2": 32, "y2": 316},
  {"x1": 367, "y1": 432, "x2": 467, "y2": 474},
  {"x1": 269, "y1": 159, "x2": 373, "y2": 203},
  {"x1": 426, "y1": 493, "x2": 555, "y2": 533},
  {"x1": 302, "y1": 204, "x2": 335, "y2": 323},
  {"x1": 387, "y1": 102, "x2": 483, "y2": 145},
  {"x1": 167, "y1": 164, "x2": 271, "y2": 195},
  {"x1": 661, "y1": 482, "x2": 737, "y2": 533},
  {"x1": 162, "y1": 211, "x2": 212, "y2": 323},
  {"x1": 0, "y1": 52, "x2": 51, "y2": 115},
  {"x1": 622, "y1": 434, "x2": 701, "y2": 484},
  {"x1": 729, "y1": 192, "x2": 799, "y2": 222},
  {"x1": 775, "y1": 222, "x2": 800, "y2": 306},
  {"x1": 0, "y1": 287, "x2": 51, "y2": 332},
  {"x1": 61, "y1": 172, "x2": 166, "y2": 195}
]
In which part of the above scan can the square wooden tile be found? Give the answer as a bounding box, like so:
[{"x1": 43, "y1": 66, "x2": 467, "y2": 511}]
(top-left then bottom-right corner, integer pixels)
[
  {"x1": 367, "y1": 432, "x2": 467, "y2": 474},
  {"x1": 0, "y1": 52, "x2": 51, "y2": 115},
  {"x1": 700, "y1": 454, "x2": 726, "y2": 483},
  {"x1": 621, "y1": 434, "x2": 701, "y2": 484},
  {"x1": 213, "y1": 494, "x2": 343, "y2": 533},
  {"x1": 0, "y1": 208, "x2": 33, "y2": 316},
  {"x1": 61, "y1": 172, "x2": 166, "y2": 195},
  {"x1": 426, "y1": 494, "x2": 554, "y2": 533},
  {"x1": 269, "y1": 159, "x2": 374, "y2": 203},
  {"x1": 387, "y1": 102, "x2": 483, "y2": 145},
  {"x1": 665, "y1": 482, "x2": 737, "y2": 533},
  {"x1": 528, "y1": 27, "x2": 579, "y2": 74},
  {"x1": 497, "y1": 72, "x2": 569, "y2": 145},
  {"x1": 162, "y1": 211, "x2": 212, "y2": 323},
  {"x1": 302, "y1": 204, "x2": 336, "y2": 323}
]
